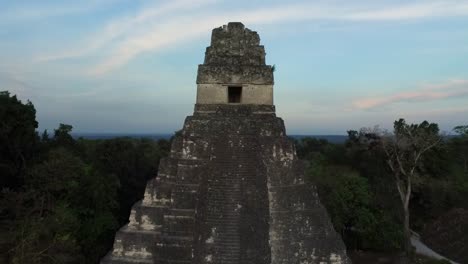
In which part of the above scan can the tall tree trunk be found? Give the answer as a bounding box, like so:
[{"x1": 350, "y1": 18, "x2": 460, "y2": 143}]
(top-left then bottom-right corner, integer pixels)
[
  {"x1": 396, "y1": 178, "x2": 412, "y2": 263},
  {"x1": 395, "y1": 177, "x2": 412, "y2": 261},
  {"x1": 403, "y1": 205, "x2": 411, "y2": 258}
]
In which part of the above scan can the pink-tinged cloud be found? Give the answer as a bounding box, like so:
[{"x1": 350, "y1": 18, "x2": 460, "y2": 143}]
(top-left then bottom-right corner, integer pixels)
[{"x1": 352, "y1": 79, "x2": 468, "y2": 110}]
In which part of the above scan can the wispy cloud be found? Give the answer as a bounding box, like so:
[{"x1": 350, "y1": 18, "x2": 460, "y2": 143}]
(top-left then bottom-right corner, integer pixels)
[
  {"x1": 34, "y1": 0, "x2": 468, "y2": 75},
  {"x1": 344, "y1": 1, "x2": 468, "y2": 21},
  {"x1": 352, "y1": 79, "x2": 468, "y2": 110},
  {"x1": 0, "y1": 0, "x2": 120, "y2": 22},
  {"x1": 36, "y1": 0, "x2": 218, "y2": 62}
]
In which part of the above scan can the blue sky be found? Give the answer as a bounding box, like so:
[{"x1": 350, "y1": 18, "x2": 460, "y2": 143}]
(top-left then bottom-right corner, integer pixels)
[{"x1": 1, "y1": 0, "x2": 467, "y2": 134}]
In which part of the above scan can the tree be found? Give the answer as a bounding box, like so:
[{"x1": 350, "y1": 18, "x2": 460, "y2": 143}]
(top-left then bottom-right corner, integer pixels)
[
  {"x1": 452, "y1": 125, "x2": 468, "y2": 172},
  {"x1": 379, "y1": 119, "x2": 442, "y2": 258},
  {"x1": 52, "y1": 124, "x2": 76, "y2": 150},
  {"x1": 10, "y1": 148, "x2": 86, "y2": 264},
  {"x1": 453, "y1": 125, "x2": 468, "y2": 136},
  {"x1": 295, "y1": 137, "x2": 329, "y2": 160},
  {"x1": 307, "y1": 151, "x2": 402, "y2": 251},
  {"x1": 0, "y1": 91, "x2": 38, "y2": 189}
]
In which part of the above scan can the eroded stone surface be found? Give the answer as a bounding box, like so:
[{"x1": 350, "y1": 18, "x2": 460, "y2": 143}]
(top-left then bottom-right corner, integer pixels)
[
  {"x1": 196, "y1": 22, "x2": 273, "y2": 105},
  {"x1": 101, "y1": 22, "x2": 350, "y2": 264}
]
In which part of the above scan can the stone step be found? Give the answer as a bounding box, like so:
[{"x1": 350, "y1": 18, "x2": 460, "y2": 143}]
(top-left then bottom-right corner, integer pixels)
[
  {"x1": 205, "y1": 206, "x2": 242, "y2": 211},
  {"x1": 153, "y1": 259, "x2": 191, "y2": 264},
  {"x1": 206, "y1": 223, "x2": 241, "y2": 229},
  {"x1": 205, "y1": 222, "x2": 240, "y2": 227},
  {"x1": 206, "y1": 190, "x2": 243, "y2": 194},
  {"x1": 211, "y1": 235, "x2": 240, "y2": 240},
  {"x1": 101, "y1": 255, "x2": 153, "y2": 264},
  {"x1": 209, "y1": 214, "x2": 241, "y2": 219},
  {"x1": 205, "y1": 215, "x2": 240, "y2": 221},
  {"x1": 208, "y1": 183, "x2": 244, "y2": 187},
  {"x1": 217, "y1": 226, "x2": 241, "y2": 231},
  {"x1": 211, "y1": 250, "x2": 241, "y2": 256},
  {"x1": 210, "y1": 208, "x2": 241, "y2": 219},
  {"x1": 205, "y1": 198, "x2": 242, "y2": 203},
  {"x1": 156, "y1": 243, "x2": 193, "y2": 262},
  {"x1": 163, "y1": 215, "x2": 194, "y2": 220},
  {"x1": 207, "y1": 235, "x2": 240, "y2": 241},
  {"x1": 213, "y1": 158, "x2": 255, "y2": 161},
  {"x1": 207, "y1": 237, "x2": 239, "y2": 242},
  {"x1": 210, "y1": 253, "x2": 241, "y2": 260},
  {"x1": 206, "y1": 186, "x2": 242, "y2": 191},
  {"x1": 169, "y1": 208, "x2": 195, "y2": 215},
  {"x1": 162, "y1": 235, "x2": 194, "y2": 242},
  {"x1": 128, "y1": 202, "x2": 166, "y2": 231},
  {"x1": 119, "y1": 226, "x2": 162, "y2": 234},
  {"x1": 205, "y1": 195, "x2": 242, "y2": 199}
]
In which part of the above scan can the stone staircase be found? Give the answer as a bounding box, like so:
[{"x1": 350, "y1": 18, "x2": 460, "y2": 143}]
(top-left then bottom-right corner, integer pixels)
[
  {"x1": 204, "y1": 137, "x2": 244, "y2": 264},
  {"x1": 200, "y1": 134, "x2": 268, "y2": 264}
]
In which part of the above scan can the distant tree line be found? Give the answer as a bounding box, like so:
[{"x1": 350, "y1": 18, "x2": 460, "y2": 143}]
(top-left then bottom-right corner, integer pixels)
[{"x1": 0, "y1": 91, "x2": 170, "y2": 263}]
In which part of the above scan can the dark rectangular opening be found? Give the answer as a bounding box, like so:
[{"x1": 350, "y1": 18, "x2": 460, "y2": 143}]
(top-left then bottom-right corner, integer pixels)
[{"x1": 228, "y1": 86, "x2": 242, "y2": 103}]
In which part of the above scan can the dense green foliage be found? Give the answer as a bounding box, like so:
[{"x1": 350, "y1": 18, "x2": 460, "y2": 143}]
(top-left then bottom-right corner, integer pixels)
[
  {"x1": 297, "y1": 137, "x2": 403, "y2": 251},
  {"x1": 0, "y1": 91, "x2": 170, "y2": 263},
  {"x1": 296, "y1": 124, "x2": 468, "y2": 256},
  {"x1": 0, "y1": 91, "x2": 39, "y2": 189}
]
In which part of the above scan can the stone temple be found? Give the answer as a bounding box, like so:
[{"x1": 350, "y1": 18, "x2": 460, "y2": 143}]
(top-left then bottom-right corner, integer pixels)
[{"x1": 101, "y1": 22, "x2": 350, "y2": 264}]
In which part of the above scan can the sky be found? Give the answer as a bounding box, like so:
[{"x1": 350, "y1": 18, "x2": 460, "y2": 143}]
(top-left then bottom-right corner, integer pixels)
[{"x1": 1, "y1": 0, "x2": 467, "y2": 135}]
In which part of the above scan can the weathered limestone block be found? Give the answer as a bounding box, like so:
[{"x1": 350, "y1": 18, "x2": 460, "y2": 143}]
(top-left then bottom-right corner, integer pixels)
[
  {"x1": 102, "y1": 22, "x2": 350, "y2": 264},
  {"x1": 197, "y1": 65, "x2": 274, "y2": 84}
]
